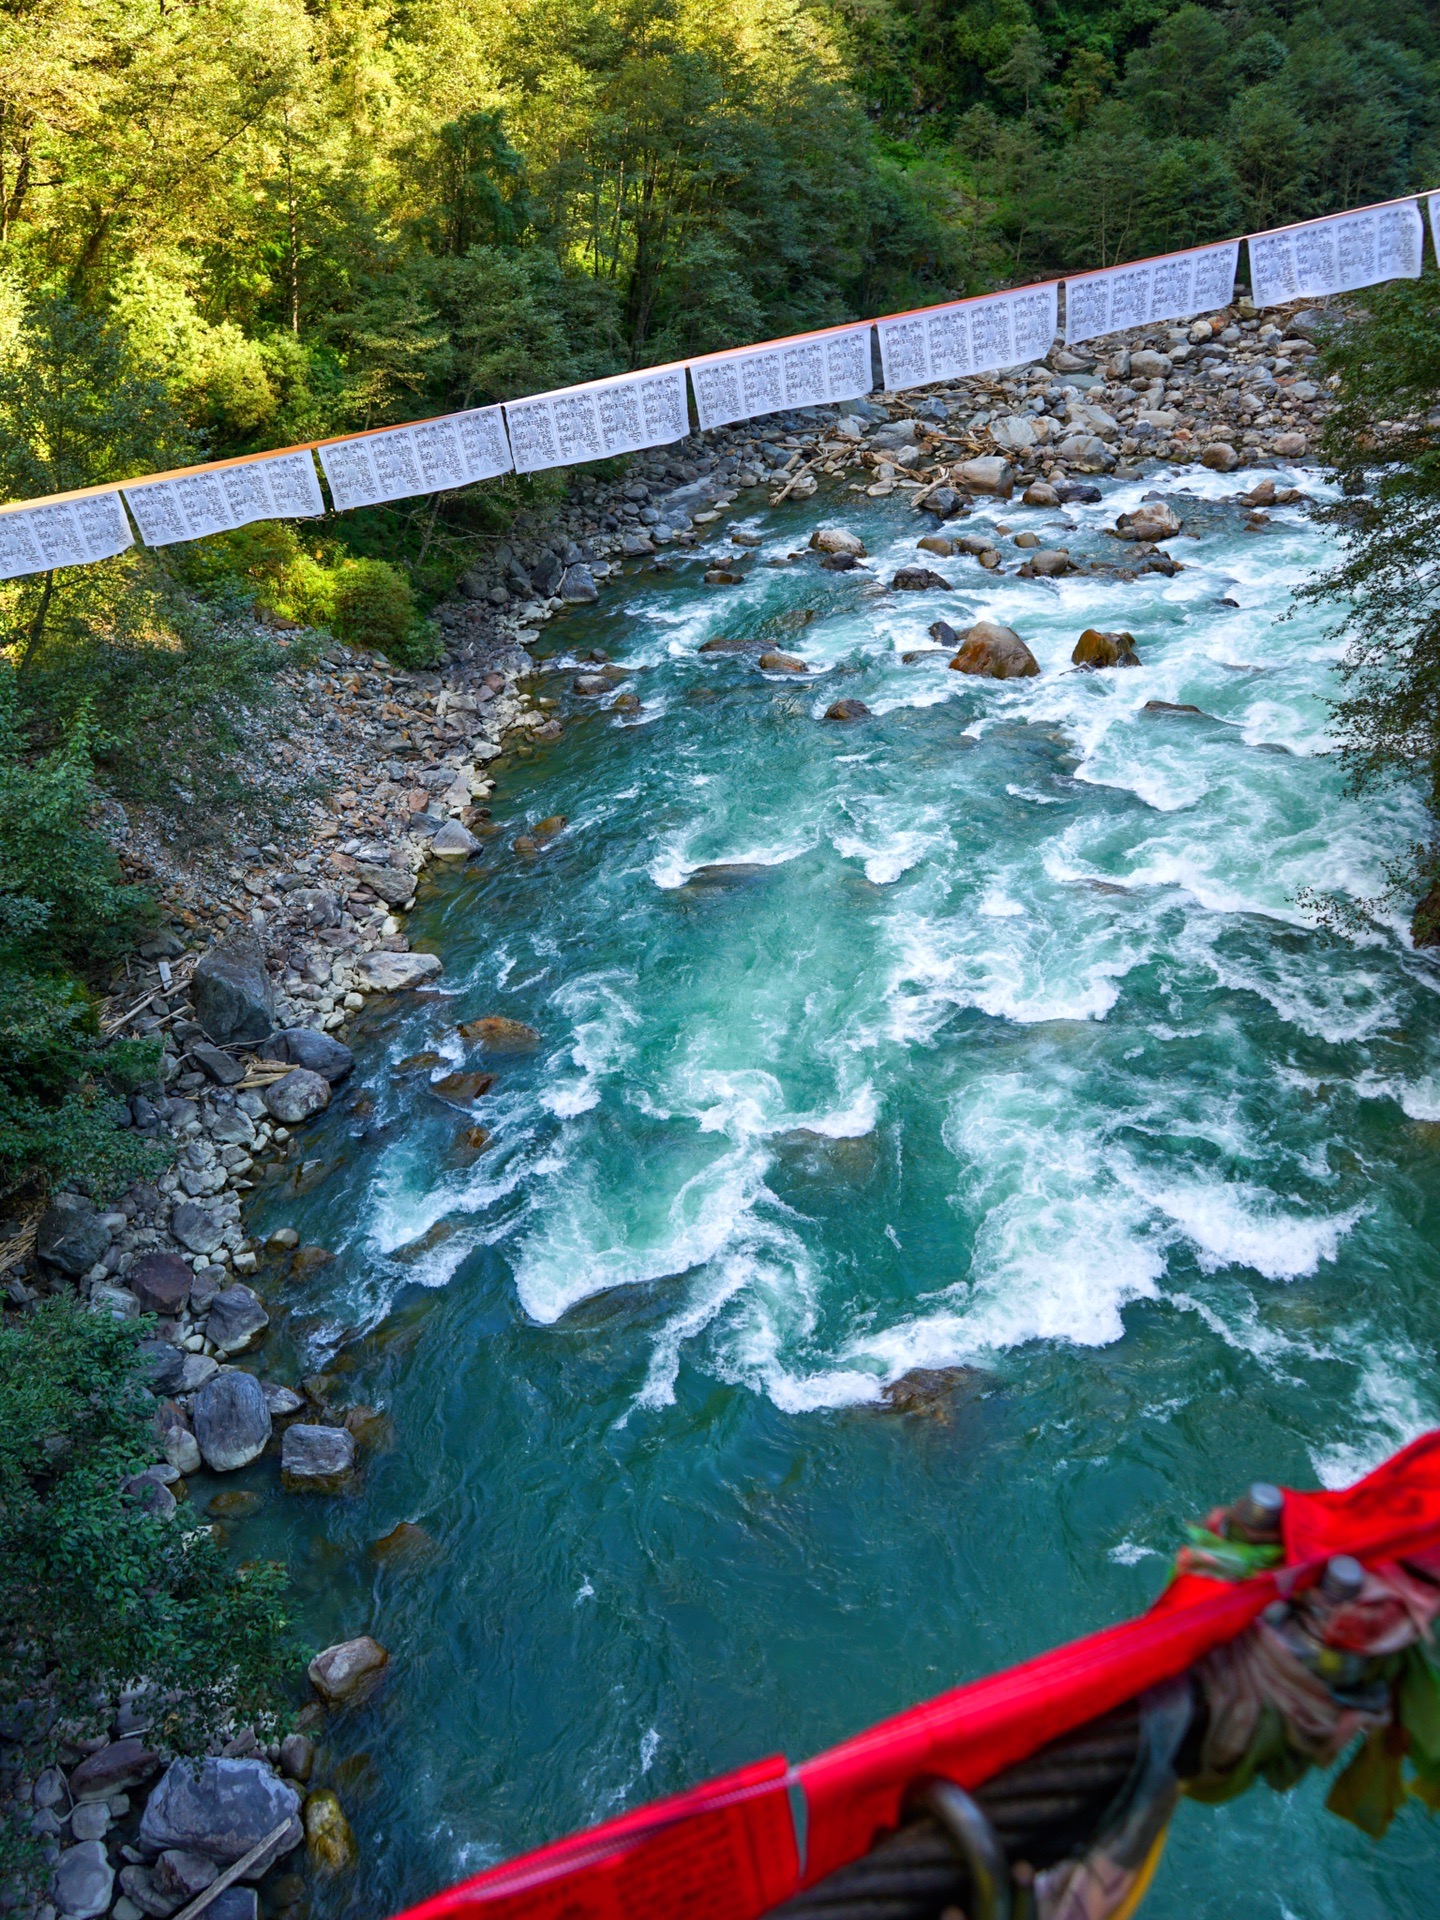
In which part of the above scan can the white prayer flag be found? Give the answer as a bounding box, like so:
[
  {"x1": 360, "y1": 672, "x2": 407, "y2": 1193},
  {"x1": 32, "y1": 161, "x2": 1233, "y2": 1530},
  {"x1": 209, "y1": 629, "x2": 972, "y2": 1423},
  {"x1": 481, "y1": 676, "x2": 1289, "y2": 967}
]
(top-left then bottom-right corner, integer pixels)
[
  {"x1": 505, "y1": 367, "x2": 689, "y2": 475},
  {"x1": 125, "y1": 449, "x2": 325, "y2": 548},
  {"x1": 688, "y1": 324, "x2": 874, "y2": 432},
  {"x1": 317, "y1": 407, "x2": 512, "y2": 511},
  {"x1": 0, "y1": 491, "x2": 133, "y2": 580},
  {"x1": 875, "y1": 284, "x2": 1058, "y2": 393},
  {"x1": 1429, "y1": 196, "x2": 1440, "y2": 272},
  {"x1": 1064, "y1": 241, "x2": 1238, "y2": 346},
  {"x1": 1248, "y1": 201, "x2": 1424, "y2": 311}
]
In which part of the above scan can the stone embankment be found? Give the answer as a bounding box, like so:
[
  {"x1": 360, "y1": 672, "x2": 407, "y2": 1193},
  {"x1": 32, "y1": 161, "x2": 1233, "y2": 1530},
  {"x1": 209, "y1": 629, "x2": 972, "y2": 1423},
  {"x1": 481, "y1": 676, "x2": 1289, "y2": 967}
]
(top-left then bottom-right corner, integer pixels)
[{"x1": 1, "y1": 292, "x2": 1340, "y2": 1920}]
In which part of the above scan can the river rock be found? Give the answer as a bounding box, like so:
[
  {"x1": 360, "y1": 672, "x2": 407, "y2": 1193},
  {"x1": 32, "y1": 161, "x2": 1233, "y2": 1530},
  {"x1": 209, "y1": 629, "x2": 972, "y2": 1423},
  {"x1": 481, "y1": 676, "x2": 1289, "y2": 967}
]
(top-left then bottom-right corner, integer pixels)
[
  {"x1": 355, "y1": 864, "x2": 414, "y2": 907},
  {"x1": 823, "y1": 699, "x2": 870, "y2": 722},
  {"x1": 141, "y1": 1342, "x2": 218, "y2": 1396},
  {"x1": 431, "y1": 819, "x2": 479, "y2": 857},
  {"x1": 169, "y1": 1202, "x2": 225, "y2": 1257},
  {"x1": 459, "y1": 1016, "x2": 540, "y2": 1051},
  {"x1": 205, "y1": 1285, "x2": 269, "y2": 1355},
  {"x1": 258, "y1": 1029, "x2": 354, "y2": 1083},
  {"x1": 282, "y1": 1424, "x2": 355, "y2": 1493},
  {"x1": 558, "y1": 564, "x2": 598, "y2": 604},
  {"x1": 304, "y1": 1790, "x2": 356, "y2": 1875},
  {"x1": 192, "y1": 1372, "x2": 272, "y2": 1473},
  {"x1": 1273, "y1": 431, "x2": 1307, "y2": 457},
  {"x1": 138, "y1": 1759, "x2": 301, "y2": 1876},
  {"x1": 1016, "y1": 549, "x2": 1071, "y2": 578},
  {"x1": 1129, "y1": 348, "x2": 1172, "y2": 379},
  {"x1": 918, "y1": 486, "x2": 963, "y2": 517},
  {"x1": 1073, "y1": 628, "x2": 1140, "y2": 669},
  {"x1": 948, "y1": 621, "x2": 1040, "y2": 681},
  {"x1": 809, "y1": 527, "x2": 866, "y2": 557},
  {"x1": 356, "y1": 951, "x2": 443, "y2": 990},
  {"x1": 989, "y1": 413, "x2": 1038, "y2": 452},
  {"x1": 621, "y1": 532, "x2": 654, "y2": 556},
  {"x1": 1115, "y1": 502, "x2": 1181, "y2": 541},
  {"x1": 193, "y1": 932, "x2": 274, "y2": 1046},
  {"x1": 70, "y1": 1740, "x2": 160, "y2": 1803},
  {"x1": 1056, "y1": 432, "x2": 1110, "y2": 468},
  {"x1": 1055, "y1": 482, "x2": 1101, "y2": 504},
  {"x1": 757, "y1": 651, "x2": 807, "y2": 672},
  {"x1": 262, "y1": 1068, "x2": 330, "y2": 1125},
  {"x1": 35, "y1": 1193, "x2": 110, "y2": 1276},
  {"x1": 431, "y1": 1069, "x2": 493, "y2": 1105},
  {"x1": 1201, "y1": 442, "x2": 1239, "y2": 472},
  {"x1": 191, "y1": 1044, "x2": 245, "y2": 1087},
  {"x1": 128, "y1": 1252, "x2": 193, "y2": 1316},
  {"x1": 891, "y1": 566, "x2": 952, "y2": 591},
  {"x1": 152, "y1": 1852, "x2": 217, "y2": 1903},
  {"x1": 308, "y1": 1636, "x2": 389, "y2": 1708},
  {"x1": 278, "y1": 1736, "x2": 314, "y2": 1784},
  {"x1": 1022, "y1": 481, "x2": 1060, "y2": 507},
  {"x1": 952, "y1": 456, "x2": 1013, "y2": 498},
  {"x1": 53, "y1": 1841, "x2": 113, "y2": 1919},
  {"x1": 157, "y1": 1403, "x2": 202, "y2": 1475}
]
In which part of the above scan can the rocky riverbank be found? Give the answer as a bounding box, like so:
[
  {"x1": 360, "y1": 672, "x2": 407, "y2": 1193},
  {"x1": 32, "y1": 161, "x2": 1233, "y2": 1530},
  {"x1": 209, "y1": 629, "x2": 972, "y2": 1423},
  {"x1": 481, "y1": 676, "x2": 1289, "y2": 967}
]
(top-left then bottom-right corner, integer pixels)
[{"x1": 0, "y1": 289, "x2": 1343, "y2": 1920}]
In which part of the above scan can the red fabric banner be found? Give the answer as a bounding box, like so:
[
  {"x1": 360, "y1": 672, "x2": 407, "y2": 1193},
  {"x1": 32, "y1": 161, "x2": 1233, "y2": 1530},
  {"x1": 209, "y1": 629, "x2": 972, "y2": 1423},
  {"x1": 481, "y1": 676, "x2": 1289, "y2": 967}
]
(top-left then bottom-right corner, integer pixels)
[{"x1": 387, "y1": 1430, "x2": 1440, "y2": 1920}]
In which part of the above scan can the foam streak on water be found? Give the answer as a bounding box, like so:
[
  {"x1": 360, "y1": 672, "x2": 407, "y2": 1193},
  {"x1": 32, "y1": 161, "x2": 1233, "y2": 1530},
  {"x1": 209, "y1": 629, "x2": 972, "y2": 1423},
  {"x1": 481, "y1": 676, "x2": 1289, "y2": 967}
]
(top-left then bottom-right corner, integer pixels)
[{"x1": 255, "y1": 468, "x2": 1440, "y2": 1920}]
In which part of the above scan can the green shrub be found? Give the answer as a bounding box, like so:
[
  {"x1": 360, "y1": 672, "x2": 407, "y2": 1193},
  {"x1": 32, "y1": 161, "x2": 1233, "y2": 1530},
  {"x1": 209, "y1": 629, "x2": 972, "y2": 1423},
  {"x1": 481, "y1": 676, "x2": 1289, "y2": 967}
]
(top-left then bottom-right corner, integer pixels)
[
  {"x1": 0, "y1": 1300, "x2": 300, "y2": 1892},
  {"x1": 332, "y1": 557, "x2": 440, "y2": 666}
]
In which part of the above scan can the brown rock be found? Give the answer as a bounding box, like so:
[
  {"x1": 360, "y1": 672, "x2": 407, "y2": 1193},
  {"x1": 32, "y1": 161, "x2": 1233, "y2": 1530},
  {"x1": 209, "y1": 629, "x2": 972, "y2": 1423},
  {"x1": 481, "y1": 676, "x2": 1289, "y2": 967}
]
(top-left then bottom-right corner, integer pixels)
[
  {"x1": 291, "y1": 1245, "x2": 334, "y2": 1274},
  {"x1": 916, "y1": 534, "x2": 954, "y2": 557},
  {"x1": 757, "y1": 651, "x2": 808, "y2": 673},
  {"x1": 456, "y1": 1124, "x2": 493, "y2": 1155},
  {"x1": 371, "y1": 1520, "x2": 438, "y2": 1564},
  {"x1": 891, "y1": 566, "x2": 952, "y2": 591},
  {"x1": 207, "y1": 1490, "x2": 263, "y2": 1519},
  {"x1": 809, "y1": 527, "x2": 866, "y2": 557},
  {"x1": 304, "y1": 1789, "x2": 357, "y2": 1874},
  {"x1": 128, "y1": 1252, "x2": 193, "y2": 1316},
  {"x1": 308, "y1": 1636, "x2": 389, "y2": 1709},
  {"x1": 952, "y1": 455, "x2": 1014, "y2": 498},
  {"x1": 703, "y1": 569, "x2": 742, "y2": 585},
  {"x1": 1115, "y1": 502, "x2": 1181, "y2": 542},
  {"x1": 1072, "y1": 628, "x2": 1140, "y2": 670},
  {"x1": 343, "y1": 1404, "x2": 394, "y2": 1451},
  {"x1": 1022, "y1": 481, "x2": 1060, "y2": 507},
  {"x1": 1201, "y1": 442, "x2": 1239, "y2": 472},
  {"x1": 948, "y1": 621, "x2": 1040, "y2": 680},
  {"x1": 431, "y1": 1069, "x2": 495, "y2": 1107},
  {"x1": 532, "y1": 816, "x2": 566, "y2": 841},
  {"x1": 1016, "y1": 549, "x2": 1071, "y2": 578},
  {"x1": 459, "y1": 1016, "x2": 541, "y2": 1052},
  {"x1": 881, "y1": 1366, "x2": 986, "y2": 1417},
  {"x1": 824, "y1": 699, "x2": 871, "y2": 721},
  {"x1": 69, "y1": 1739, "x2": 160, "y2": 1803}
]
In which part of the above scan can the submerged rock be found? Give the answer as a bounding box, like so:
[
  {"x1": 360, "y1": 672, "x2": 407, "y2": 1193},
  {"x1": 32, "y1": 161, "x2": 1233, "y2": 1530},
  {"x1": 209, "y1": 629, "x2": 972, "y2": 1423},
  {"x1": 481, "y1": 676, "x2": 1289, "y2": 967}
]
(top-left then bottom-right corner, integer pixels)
[
  {"x1": 824, "y1": 699, "x2": 871, "y2": 721},
  {"x1": 459, "y1": 1016, "x2": 540, "y2": 1051},
  {"x1": 304, "y1": 1790, "x2": 357, "y2": 1874},
  {"x1": 757, "y1": 651, "x2": 807, "y2": 673},
  {"x1": 881, "y1": 1365, "x2": 988, "y2": 1417},
  {"x1": 282, "y1": 1424, "x2": 356, "y2": 1494}
]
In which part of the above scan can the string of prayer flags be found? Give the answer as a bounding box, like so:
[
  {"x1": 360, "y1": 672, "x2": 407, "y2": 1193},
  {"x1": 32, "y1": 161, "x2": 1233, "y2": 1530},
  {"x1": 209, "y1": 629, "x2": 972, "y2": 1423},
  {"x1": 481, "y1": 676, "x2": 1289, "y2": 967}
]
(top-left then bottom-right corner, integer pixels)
[
  {"x1": 317, "y1": 408, "x2": 512, "y2": 512},
  {"x1": 1064, "y1": 242, "x2": 1238, "y2": 347},
  {"x1": 688, "y1": 324, "x2": 875, "y2": 433},
  {"x1": 875, "y1": 284, "x2": 1058, "y2": 394},
  {"x1": 0, "y1": 491, "x2": 133, "y2": 580},
  {"x1": 1248, "y1": 201, "x2": 1424, "y2": 311},
  {"x1": 504, "y1": 367, "x2": 690, "y2": 475},
  {"x1": 124, "y1": 450, "x2": 324, "y2": 548}
]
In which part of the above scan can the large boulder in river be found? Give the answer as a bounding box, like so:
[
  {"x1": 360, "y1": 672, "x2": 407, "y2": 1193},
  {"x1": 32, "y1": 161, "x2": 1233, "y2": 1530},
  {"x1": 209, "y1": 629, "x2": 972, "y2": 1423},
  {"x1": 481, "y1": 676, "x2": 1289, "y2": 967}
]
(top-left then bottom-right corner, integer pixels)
[
  {"x1": 308, "y1": 1636, "x2": 389, "y2": 1708},
  {"x1": 948, "y1": 621, "x2": 1040, "y2": 681},
  {"x1": 192, "y1": 1372, "x2": 271, "y2": 1473},
  {"x1": 1115, "y1": 501, "x2": 1181, "y2": 542},
  {"x1": 891, "y1": 566, "x2": 952, "y2": 591},
  {"x1": 139, "y1": 1759, "x2": 301, "y2": 1876},
  {"x1": 1073, "y1": 628, "x2": 1140, "y2": 670},
  {"x1": 809, "y1": 526, "x2": 866, "y2": 557},
  {"x1": 193, "y1": 931, "x2": 274, "y2": 1046},
  {"x1": 282, "y1": 1424, "x2": 356, "y2": 1494},
  {"x1": 355, "y1": 951, "x2": 442, "y2": 991},
  {"x1": 205, "y1": 1285, "x2": 269, "y2": 1356}
]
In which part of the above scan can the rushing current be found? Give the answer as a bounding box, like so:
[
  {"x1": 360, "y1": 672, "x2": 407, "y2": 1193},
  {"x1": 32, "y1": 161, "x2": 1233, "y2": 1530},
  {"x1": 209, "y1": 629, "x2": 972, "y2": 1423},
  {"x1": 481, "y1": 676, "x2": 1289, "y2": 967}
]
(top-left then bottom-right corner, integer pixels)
[{"x1": 234, "y1": 467, "x2": 1440, "y2": 1919}]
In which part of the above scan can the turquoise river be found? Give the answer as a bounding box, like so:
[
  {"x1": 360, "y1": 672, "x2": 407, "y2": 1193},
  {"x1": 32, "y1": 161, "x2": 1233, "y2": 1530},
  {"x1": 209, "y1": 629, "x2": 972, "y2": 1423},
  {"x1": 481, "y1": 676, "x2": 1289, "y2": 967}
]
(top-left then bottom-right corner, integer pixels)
[{"x1": 229, "y1": 466, "x2": 1440, "y2": 1920}]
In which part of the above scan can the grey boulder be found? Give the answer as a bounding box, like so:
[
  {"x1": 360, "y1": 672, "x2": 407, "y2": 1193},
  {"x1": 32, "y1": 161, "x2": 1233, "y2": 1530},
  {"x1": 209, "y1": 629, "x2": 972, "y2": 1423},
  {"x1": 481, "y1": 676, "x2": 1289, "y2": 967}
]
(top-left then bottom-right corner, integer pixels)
[
  {"x1": 430, "y1": 820, "x2": 479, "y2": 858},
  {"x1": 36, "y1": 1194, "x2": 110, "y2": 1276},
  {"x1": 192, "y1": 931, "x2": 274, "y2": 1046},
  {"x1": 192, "y1": 1372, "x2": 272, "y2": 1473},
  {"x1": 204, "y1": 1285, "x2": 269, "y2": 1355},
  {"x1": 558, "y1": 564, "x2": 598, "y2": 604},
  {"x1": 355, "y1": 951, "x2": 442, "y2": 990},
  {"x1": 353, "y1": 865, "x2": 414, "y2": 908},
  {"x1": 140, "y1": 1342, "x2": 219, "y2": 1397},
  {"x1": 169, "y1": 1202, "x2": 226, "y2": 1256},
  {"x1": 281, "y1": 1424, "x2": 356, "y2": 1493},
  {"x1": 262, "y1": 1069, "x2": 331, "y2": 1126},
  {"x1": 53, "y1": 1839, "x2": 113, "y2": 1919},
  {"x1": 138, "y1": 1758, "x2": 301, "y2": 1877}
]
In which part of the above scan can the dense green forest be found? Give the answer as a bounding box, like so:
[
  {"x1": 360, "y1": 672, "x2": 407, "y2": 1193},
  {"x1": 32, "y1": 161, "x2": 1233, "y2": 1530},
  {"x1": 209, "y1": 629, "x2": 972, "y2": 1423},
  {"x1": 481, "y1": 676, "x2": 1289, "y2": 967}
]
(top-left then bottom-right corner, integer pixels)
[{"x1": 2, "y1": 0, "x2": 1439, "y2": 1208}]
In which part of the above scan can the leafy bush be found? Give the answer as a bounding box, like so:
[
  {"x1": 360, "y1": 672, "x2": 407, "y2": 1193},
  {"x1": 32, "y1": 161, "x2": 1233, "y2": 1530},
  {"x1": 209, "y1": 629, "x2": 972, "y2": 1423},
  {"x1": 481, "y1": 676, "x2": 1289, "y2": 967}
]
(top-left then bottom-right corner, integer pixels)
[
  {"x1": 332, "y1": 557, "x2": 440, "y2": 666},
  {"x1": 0, "y1": 1300, "x2": 300, "y2": 1891}
]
